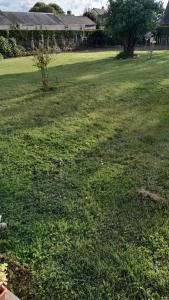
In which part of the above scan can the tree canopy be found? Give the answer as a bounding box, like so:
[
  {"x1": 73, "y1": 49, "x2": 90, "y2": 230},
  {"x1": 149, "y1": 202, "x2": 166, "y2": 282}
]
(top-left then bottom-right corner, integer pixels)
[
  {"x1": 83, "y1": 9, "x2": 101, "y2": 28},
  {"x1": 107, "y1": 0, "x2": 163, "y2": 58},
  {"x1": 29, "y1": 2, "x2": 64, "y2": 14}
]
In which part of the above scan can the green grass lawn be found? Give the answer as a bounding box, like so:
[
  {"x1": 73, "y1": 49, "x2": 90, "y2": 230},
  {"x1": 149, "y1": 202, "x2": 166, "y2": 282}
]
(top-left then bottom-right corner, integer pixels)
[{"x1": 1, "y1": 51, "x2": 169, "y2": 299}]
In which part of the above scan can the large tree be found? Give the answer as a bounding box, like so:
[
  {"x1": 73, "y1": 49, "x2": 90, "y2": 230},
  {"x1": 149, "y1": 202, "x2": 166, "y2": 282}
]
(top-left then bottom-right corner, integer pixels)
[
  {"x1": 49, "y1": 3, "x2": 64, "y2": 14},
  {"x1": 30, "y1": 2, "x2": 64, "y2": 14},
  {"x1": 107, "y1": 0, "x2": 163, "y2": 58}
]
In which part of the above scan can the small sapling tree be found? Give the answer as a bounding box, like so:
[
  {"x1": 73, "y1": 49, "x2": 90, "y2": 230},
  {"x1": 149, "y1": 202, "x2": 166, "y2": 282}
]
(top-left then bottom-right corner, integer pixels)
[{"x1": 33, "y1": 47, "x2": 53, "y2": 91}]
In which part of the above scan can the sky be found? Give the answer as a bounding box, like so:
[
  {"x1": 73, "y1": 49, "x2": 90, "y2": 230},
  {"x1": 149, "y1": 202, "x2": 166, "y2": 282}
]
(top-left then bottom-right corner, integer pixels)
[
  {"x1": 0, "y1": 0, "x2": 168, "y2": 15},
  {"x1": 0, "y1": 0, "x2": 107, "y2": 14}
]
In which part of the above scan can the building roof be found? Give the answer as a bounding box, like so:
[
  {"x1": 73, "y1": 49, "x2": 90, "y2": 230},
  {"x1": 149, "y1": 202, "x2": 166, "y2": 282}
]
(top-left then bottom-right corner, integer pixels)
[
  {"x1": 0, "y1": 11, "x2": 96, "y2": 29},
  {"x1": 92, "y1": 7, "x2": 107, "y2": 16},
  {"x1": 0, "y1": 12, "x2": 11, "y2": 26},
  {"x1": 57, "y1": 15, "x2": 96, "y2": 26},
  {"x1": 0, "y1": 11, "x2": 63, "y2": 26},
  {"x1": 163, "y1": 1, "x2": 169, "y2": 25}
]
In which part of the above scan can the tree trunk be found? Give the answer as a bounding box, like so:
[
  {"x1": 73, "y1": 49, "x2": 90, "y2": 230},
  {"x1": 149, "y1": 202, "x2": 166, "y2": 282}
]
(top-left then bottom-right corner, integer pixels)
[
  {"x1": 41, "y1": 67, "x2": 49, "y2": 91},
  {"x1": 117, "y1": 33, "x2": 136, "y2": 59}
]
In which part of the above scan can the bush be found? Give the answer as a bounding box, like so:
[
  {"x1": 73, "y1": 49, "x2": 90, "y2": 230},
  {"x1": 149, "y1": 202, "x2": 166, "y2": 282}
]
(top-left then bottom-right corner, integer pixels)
[
  {"x1": 87, "y1": 30, "x2": 115, "y2": 47},
  {"x1": 0, "y1": 36, "x2": 13, "y2": 57},
  {"x1": 9, "y1": 38, "x2": 21, "y2": 56},
  {"x1": 0, "y1": 36, "x2": 25, "y2": 58},
  {"x1": 0, "y1": 53, "x2": 3, "y2": 60}
]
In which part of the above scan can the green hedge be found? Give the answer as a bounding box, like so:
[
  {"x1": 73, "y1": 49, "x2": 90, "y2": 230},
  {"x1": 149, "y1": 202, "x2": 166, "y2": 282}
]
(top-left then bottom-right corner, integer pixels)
[
  {"x1": 1, "y1": 27, "x2": 169, "y2": 57},
  {"x1": 157, "y1": 26, "x2": 169, "y2": 35},
  {"x1": 0, "y1": 29, "x2": 117, "y2": 54},
  {"x1": 87, "y1": 30, "x2": 119, "y2": 47},
  {"x1": 155, "y1": 26, "x2": 169, "y2": 45},
  {"x1": 0, "y1": 30, "x2": 89, "y2": 51}
]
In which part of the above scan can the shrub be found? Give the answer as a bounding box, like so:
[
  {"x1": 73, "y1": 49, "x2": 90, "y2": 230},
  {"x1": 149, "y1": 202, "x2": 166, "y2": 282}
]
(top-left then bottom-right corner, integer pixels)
[
  {"x1": 0, "y1": 36, "x2": 25, "y2": 58},
  {"x1": 0, "y1": 36, "x2": 12, "y2": 57},
  {"x1": 87, "y1": 30, "x2": 115, "y2": 47},
  {"x1": 9, "y1": 38, "x2": 21, "y2": 56}
]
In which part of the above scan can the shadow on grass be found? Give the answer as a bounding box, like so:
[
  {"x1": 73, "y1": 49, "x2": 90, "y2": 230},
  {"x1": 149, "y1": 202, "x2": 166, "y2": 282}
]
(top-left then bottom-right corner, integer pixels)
[
  {"x1": 0, "y1": 51, "x2": 169, "y2": 98},
  {"x1": 0, "y1": 52, "x2": 169, "y2": 135}
]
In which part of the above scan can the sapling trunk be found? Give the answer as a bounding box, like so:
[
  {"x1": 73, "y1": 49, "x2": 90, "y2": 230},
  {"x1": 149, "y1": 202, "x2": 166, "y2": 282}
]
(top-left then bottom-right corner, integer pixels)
[
  {"x1": 117, "y1": 33, "x2": 136, "y2": 59},
  {"x1": 41, "y1": 68, "x2": 49, "y2": 91}
]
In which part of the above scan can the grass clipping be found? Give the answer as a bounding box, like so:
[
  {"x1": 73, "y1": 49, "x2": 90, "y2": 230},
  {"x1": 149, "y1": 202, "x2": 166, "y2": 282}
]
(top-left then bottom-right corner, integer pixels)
[{"x1": 137, "y1": 188, "x2": 165, "y2": 204}]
